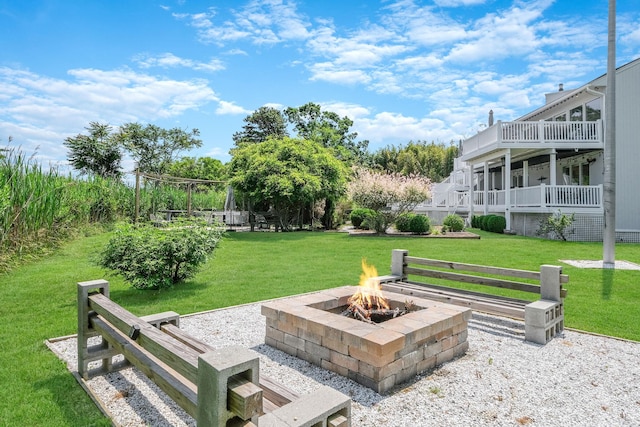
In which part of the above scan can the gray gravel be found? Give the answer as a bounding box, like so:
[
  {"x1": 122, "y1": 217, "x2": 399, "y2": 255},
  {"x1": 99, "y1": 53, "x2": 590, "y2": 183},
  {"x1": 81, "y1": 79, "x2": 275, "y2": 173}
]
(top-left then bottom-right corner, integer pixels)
[{"x1": 47, "y1": 298, "x2": 640, "y2": 426}]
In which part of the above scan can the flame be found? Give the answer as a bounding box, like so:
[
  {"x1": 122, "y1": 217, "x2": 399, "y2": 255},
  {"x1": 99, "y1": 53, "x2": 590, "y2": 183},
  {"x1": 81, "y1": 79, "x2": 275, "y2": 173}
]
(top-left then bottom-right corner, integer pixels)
[{"x1": 348, "y1": 259, "x2": 390, "y2": 311}]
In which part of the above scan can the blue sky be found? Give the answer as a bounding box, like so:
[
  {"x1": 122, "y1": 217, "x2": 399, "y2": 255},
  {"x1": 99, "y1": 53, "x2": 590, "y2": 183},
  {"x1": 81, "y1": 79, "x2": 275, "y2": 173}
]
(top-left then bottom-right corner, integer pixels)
[{"x1": 1, "y1": 0, "x2": 639, "y2": 173}]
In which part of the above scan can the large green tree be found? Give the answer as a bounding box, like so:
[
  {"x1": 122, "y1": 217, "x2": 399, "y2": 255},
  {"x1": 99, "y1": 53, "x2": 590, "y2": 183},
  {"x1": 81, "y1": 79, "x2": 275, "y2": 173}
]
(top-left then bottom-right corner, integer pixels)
[
  {"x1": 232, "y1": 106, "x2": 288, "y2": 146},
  {"x1": 115, "y1": 123, "x2": 202, "y2": 175},
  {"x1": 284, "y1": 102, "x2": 369, "y2": 165},
  {"x1": 64, "y1": 122, "x2": 123, "y2": 179},
  {"x1": 228, "y1": 137, "x2": 349, "y2": 231}
]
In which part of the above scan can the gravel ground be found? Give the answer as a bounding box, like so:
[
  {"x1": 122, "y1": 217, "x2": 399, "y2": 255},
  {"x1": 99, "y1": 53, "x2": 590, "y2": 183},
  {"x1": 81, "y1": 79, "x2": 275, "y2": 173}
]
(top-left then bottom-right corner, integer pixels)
[{"x1": 47, "y1": 299, "x2": 640, "y2": 427}]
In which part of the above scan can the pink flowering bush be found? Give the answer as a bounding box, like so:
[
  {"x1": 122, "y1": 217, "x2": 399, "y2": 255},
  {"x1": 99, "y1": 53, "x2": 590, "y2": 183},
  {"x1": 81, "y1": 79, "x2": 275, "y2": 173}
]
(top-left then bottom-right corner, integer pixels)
[{"x1": 348, "y1": 168, "x2": 431, "y2": 233}]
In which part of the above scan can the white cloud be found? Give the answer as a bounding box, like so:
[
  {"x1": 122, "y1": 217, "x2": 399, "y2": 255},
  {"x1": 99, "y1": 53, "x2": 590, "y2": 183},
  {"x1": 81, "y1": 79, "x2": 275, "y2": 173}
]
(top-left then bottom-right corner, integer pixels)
[
  {"x1": 621, "y1": 24, "x2": 640, "y2": 46},
  {"x1": 215, "y1": 100, "x2": 251, "y2": 115},
  {"x1": 175, "y1": 0, "x2": 310, "y2": 46},
  {"x1": 434, "y1": 0, "x2": 486, "y2": 5},
  {"x1": 308, "y1": 63, "x2": 371, "y2": 85},
  {"x1": 0, "y1": 67, "x2": 218, "y2": 160},
  {"x1": 133, "y1": 53, "x2": 225, "y2": 72}
]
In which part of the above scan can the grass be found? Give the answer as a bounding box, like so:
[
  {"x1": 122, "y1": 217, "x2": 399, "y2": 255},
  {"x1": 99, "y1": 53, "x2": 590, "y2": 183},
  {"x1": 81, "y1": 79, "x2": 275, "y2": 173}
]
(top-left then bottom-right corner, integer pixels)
[{"x1": 1, "y1": 229, "x2": 639, "y2": 426}]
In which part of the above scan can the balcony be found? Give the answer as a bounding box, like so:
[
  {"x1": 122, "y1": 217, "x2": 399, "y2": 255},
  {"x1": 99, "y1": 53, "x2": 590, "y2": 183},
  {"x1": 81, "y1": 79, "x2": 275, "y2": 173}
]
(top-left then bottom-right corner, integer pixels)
[
  {"x1": 462, "y1": 120, "x2": 603, "y2": 161},
  {"x1": 427, "y1": 184, "x2": 603, "y2": 213}
]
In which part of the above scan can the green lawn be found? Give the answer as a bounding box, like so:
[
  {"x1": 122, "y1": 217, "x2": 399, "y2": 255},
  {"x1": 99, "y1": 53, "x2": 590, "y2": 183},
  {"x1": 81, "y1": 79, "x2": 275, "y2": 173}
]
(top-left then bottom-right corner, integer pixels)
[{"x1": 1, "y1": 230, "x2": 639, "y2": 426}]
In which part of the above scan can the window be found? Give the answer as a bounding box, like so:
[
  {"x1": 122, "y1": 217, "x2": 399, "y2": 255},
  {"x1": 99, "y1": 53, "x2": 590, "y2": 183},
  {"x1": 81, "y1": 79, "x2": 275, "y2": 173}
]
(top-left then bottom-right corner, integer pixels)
[
  {"x1": 586, "y1": 98, "x2": 602, "y2": 121},
  {"x1": 570, "y1": 106, "x2": 583, "y2": 121}
]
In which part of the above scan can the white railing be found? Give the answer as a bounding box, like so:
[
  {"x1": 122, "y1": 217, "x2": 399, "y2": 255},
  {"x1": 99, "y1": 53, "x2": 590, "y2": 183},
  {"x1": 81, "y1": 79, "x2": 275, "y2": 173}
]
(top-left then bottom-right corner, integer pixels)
[
  {"x1": 462, "y1": 120, "x2": 602, "y2": 156},
  {"x1": 429, "y1": 184, "x2": 602, "y2": 210}
]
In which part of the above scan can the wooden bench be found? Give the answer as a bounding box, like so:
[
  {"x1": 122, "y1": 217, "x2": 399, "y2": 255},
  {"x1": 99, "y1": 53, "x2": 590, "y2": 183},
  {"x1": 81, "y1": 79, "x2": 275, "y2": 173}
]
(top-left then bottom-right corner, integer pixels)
[
  {"x1": 376, "y1": 250, "x2": 568, "y2": 344},
  {"x1": 77, "y1": 280, "x2": 351, "y2": 426},
  {"x1": 248, "y1": 211, "x2": 280, "y2": 231}
]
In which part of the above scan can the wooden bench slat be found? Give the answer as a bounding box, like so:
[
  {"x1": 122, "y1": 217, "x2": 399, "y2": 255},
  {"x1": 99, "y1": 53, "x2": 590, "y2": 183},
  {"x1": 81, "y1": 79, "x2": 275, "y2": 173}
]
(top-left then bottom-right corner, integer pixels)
[
  {"x1": 405, "y1": 256, "x2": 569, "y2": 283},
  {"x1": 404, "y1": 266, "x2": 543, "y2": 294},
  {"x1": 402, "y1": 281, "x2": 532, "y2": 306},
  {"x1": 90, "y1": 315, "x2": 199, "y2": 417},
  {"x1": 89, "y1": 293, "x2": 201, "y2": 384},
  {"x1": 382, "y1": 282, "x2": 528, "y2": 319},
  {"x1": 405, "y1": 256, "x2": 541, "y2": 280},
  {"x1": 162, "y1": 322, "x2": 301, "y2": 411}
]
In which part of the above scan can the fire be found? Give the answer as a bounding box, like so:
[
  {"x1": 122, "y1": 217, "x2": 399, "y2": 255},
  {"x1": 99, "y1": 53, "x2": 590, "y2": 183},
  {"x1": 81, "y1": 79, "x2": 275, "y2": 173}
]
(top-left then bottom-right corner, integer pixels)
[{"x1": 348, "y1": 259, "x2": 390, "y2": 311}]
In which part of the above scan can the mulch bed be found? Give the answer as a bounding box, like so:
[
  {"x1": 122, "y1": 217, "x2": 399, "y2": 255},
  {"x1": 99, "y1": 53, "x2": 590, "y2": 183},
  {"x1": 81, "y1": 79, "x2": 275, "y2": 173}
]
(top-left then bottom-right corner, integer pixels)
[{"x1": 345, "y1": 226, "x2": 480, "y2": 239}]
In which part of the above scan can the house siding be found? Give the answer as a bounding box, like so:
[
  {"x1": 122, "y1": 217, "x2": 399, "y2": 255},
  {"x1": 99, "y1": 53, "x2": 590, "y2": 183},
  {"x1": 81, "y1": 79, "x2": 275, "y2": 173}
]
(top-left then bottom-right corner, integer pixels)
[{"x1": 614, "y1": 60, "x2": 640, "y2": 231}]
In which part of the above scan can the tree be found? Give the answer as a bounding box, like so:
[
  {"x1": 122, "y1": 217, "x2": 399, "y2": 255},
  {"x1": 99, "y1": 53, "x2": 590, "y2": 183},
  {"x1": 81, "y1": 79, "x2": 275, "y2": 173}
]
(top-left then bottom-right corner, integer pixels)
[
  {"x1": 348, "y1": 168, "x2": 431, "y2": 233},
  {"x1": 168, "y1": 156, "x2": 226, "y2": 182},
  {"x1": 372, "y1": 141, "x2": 458, "y2": 182},
  {"x1": 284, "y1": 102, "x2": 369, "y2": 165},
  {"x1": 232, "y1": 106, "x2": 288, "y2": 146},
  {"x1": 64, "y1": 122, "x2": 123, "y2": 179},
  {"x1": 284, "y1": 102, "x2": 369, "y2": 227},
  {"x1": 115, "y1": 123, "x2": 202, "y2": 175},
  {"x1": 228, "y1": 137, "x2": 349, "y2": 231}
]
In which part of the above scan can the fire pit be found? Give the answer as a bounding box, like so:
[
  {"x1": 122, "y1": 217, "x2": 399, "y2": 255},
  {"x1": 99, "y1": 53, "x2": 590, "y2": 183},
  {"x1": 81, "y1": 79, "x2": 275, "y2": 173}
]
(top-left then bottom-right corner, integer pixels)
[{"x1": 261, "y1": 262, "x2": 471, "y2": 393}]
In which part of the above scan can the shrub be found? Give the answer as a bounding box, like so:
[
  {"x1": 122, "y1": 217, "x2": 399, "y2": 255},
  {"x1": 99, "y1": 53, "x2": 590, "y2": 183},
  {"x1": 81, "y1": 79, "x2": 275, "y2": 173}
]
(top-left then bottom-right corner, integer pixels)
[
  {"x1": 395, "y1": 213, "x2": 414, "y2": 232},
  {"x1": 537, "y1": 211, "x2": 575, "y2": 241},
  {"x1": 348, "y1": 168, "x2": 431, "y2": 233},
  {"x1": 98, "y1": 218, "x2": 224, "y2": 290},
  {"x1": 443, "y1": 214, "x2": 464, "y2": 232},
  {"x1": 486, "y1": 215, "x2": 506, "y2": 233},
  {"x1": 471, "y1": 215, "x2": 480, "y2": 229},
  {"x1": 350, "y1": 208, "x2": 376, "y2": 228},
  {"x1": 409, "y1": 214, "x2": 431, "y2": 234}
]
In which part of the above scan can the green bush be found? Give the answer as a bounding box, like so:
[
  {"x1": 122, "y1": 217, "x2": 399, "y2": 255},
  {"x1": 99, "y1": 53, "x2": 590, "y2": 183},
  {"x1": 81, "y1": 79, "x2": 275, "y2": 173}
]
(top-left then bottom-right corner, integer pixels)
[
  {"x1": 486, "y1": 215, "x2": 506, "y2": 233},
  {"x1": 409, "y1": 214, "x2": 430, "y2": 234},
  {"x1": 350, "y1": 208, "x2": 376, "y2": 228},
  {"x1": 98, "y1": 218, "x2": 224, "y2": 290},
  {"x1": 443, "y1": 214, "x2": 464, "y2": 232},
  {"x1": 395, "y1": 213, "x2": 414, "y2": 232},
  {"x1": 478, "y1": 215, "x2": 489, "y2": 231},
  {"x1": 471, "y1": 215, "x2": 480, "y2": 229},
  {"x1": 362, "y1": 211, "x2": 384, "y2": 232}
]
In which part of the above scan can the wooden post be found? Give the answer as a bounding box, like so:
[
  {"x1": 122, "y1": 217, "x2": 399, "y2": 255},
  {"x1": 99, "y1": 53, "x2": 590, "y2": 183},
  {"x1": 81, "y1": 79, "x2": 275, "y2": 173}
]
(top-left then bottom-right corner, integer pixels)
[
  {"x1": 77, "y1": 280, "x2": 117, "y2": 379},
  {"x1": 187, "y1": 182, "x2": 192, "y2": 216},
  {"x1": 134, "y1": 168, "x2": 140, "y2": 223}
]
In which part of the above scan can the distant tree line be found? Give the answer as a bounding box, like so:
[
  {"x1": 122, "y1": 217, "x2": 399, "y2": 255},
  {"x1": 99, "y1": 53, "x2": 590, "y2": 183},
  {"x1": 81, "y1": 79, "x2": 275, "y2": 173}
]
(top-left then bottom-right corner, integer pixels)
[{"x1": 63, "y1": 103, "x2": 458, "y2": 232}]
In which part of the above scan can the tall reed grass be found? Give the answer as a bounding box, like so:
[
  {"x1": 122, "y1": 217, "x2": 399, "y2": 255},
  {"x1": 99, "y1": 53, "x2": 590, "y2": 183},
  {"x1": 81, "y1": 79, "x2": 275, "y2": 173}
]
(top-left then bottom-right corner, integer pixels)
[{"x1": 0, "y1": 145, "x2": 226, "y2": 272}]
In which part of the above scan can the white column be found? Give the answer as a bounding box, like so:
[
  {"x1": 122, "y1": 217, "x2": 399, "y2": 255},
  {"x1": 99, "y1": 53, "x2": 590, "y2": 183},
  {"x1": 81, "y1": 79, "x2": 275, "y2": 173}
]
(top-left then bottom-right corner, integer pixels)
[
  {"x1": 504, "y1": 150, "x2": 512, "y2": 231},
  {"x1": 523, "y1": 160, "x2": 529, "y2": 188},
  {"x1": 550, "y1": 150, "x2": 557, "y2": 186},
  {"x1": 483, "y1": 161, "x2": 489, "y2": 215},
  {"x1": 468, "y1": 164, "x2": 474, "y2": 219}
]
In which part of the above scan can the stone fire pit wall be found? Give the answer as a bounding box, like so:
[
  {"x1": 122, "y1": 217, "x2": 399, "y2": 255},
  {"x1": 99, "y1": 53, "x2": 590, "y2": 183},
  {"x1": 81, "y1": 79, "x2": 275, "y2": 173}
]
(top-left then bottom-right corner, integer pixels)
[{"x1": 261, "y1": 286, "x2": 472, "y2": 394}]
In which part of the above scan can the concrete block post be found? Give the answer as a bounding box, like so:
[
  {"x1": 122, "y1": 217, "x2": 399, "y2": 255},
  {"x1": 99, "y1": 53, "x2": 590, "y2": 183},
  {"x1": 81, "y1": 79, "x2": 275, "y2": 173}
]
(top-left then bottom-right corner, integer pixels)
[
  {"x1": 77, "y1": 280, "x2": 117, "y2": 379},
  {"x1": 525, "y1": 300, "x2": 564, "y2": 345},
  {"x1": 540, "y1": 265, "x2": 562, "y2": 302},
  {"x1": 197, "y1": 346, "x2": 260, "y2": 427},
  {"x1": 391, "y1": 249, "x2": 408, "y2": 280},
  {"x1": 259, "y1": 385, "x2": 351, "y2": 427}
]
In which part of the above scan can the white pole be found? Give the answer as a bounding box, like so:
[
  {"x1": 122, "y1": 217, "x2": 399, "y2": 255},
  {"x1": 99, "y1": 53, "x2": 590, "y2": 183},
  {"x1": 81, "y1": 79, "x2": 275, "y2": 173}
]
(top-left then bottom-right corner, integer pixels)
[{"x1": 603, "y1": 0, "x2": 616, "y2": 268}]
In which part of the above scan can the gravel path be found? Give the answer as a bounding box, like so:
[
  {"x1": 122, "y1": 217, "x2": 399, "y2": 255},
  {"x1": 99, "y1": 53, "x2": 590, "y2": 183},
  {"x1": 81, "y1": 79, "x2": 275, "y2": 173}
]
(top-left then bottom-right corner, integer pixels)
[{"x1": 47, "y1": 299, "x2": 640, "y2": 426}]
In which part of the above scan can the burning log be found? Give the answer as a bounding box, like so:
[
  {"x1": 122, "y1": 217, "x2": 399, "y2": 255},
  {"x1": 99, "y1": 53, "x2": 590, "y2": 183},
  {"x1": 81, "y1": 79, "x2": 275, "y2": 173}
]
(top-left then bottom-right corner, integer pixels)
[
  {"x1": 343, "y1": 259, "x2": 419, "y2": 323},
  {"x1": 341, "y1": 303, "x2": 410, "y2": 324}
]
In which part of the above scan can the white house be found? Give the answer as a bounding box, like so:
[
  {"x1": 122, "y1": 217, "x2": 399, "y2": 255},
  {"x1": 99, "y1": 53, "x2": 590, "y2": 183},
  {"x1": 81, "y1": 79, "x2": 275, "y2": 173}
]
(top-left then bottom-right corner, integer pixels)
[{"x1": 420, "y1": 57, "x2": 640, "y2": 242}]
